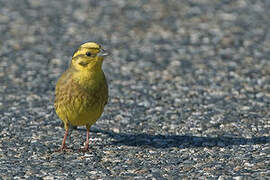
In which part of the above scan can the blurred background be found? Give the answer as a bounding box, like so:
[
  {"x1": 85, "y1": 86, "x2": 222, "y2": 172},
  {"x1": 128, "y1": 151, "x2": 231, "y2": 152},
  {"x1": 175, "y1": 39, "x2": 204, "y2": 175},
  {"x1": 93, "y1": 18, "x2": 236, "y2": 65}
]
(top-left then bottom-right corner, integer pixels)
[{"x1": 0, "y1": 0, "x2": 269, "y2": 178}]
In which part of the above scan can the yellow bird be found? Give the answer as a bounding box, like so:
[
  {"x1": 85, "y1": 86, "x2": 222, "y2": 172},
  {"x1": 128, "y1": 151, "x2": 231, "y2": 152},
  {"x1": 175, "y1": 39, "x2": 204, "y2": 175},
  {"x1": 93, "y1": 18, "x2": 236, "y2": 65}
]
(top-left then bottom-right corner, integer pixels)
[{"x1": 54, "y1": 42, "x2": 109, "y2": 151}]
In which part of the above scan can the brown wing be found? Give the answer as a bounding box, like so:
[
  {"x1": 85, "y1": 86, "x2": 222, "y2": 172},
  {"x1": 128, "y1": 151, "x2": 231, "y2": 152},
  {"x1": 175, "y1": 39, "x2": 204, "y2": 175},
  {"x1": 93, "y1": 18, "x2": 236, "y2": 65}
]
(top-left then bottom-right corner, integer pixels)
[
  {"x1": 100, "y1": 71, "x2": 108, "y2": 106},
  {"x1": 84, "y1": 71, "x2": 108, "y2": 107}
]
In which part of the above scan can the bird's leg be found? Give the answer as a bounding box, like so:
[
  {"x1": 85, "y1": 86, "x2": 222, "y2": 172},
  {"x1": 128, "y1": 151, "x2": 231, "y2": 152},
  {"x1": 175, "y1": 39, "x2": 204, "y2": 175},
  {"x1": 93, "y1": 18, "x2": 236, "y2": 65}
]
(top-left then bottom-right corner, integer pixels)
[
  {"x1": 61, "y1": 129, "x2": 69, "y2": 150},
  {"x1": 84, "y1": 128, "x2": 90, "y2": 150},
  {"x1": 80, "y1": 125, "x2": 90, "y2": 152},
  {"x1": 57, "y1": 123, "x2": 69, "y2": 152}
]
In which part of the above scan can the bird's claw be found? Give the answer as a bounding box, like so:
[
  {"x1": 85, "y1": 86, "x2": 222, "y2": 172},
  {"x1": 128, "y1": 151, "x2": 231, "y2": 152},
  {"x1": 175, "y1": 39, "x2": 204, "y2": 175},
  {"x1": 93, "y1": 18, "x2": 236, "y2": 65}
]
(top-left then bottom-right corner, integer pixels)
[
  {"x1": 79, "y1": 146, "x2": 89, "y2": 152},
  {"x1": 55, "y1": 146, "x2": 71, "y2": 152}
]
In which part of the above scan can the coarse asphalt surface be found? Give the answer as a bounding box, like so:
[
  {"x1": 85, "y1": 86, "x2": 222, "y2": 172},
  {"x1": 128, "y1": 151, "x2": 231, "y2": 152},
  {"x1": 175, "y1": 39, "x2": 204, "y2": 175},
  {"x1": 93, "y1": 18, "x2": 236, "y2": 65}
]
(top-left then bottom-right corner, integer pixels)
[{"x1": 0, "y1": 0, "x2": 269, "y2": 179}]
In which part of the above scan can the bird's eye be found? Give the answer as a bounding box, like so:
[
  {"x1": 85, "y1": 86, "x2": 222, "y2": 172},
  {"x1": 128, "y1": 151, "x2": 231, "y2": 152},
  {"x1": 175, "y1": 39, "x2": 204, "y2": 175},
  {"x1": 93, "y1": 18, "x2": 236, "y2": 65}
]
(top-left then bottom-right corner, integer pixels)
[{"x1": 86, "y1": 52, "x2": 91, "y2": 56}]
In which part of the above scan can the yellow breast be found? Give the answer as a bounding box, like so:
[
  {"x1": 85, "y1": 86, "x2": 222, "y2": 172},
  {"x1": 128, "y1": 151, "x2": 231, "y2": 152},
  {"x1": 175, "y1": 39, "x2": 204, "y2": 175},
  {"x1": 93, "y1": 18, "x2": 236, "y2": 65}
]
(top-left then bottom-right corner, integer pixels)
[{"x1": 54, "y1": 68, "x2": 108, "y2": 127}]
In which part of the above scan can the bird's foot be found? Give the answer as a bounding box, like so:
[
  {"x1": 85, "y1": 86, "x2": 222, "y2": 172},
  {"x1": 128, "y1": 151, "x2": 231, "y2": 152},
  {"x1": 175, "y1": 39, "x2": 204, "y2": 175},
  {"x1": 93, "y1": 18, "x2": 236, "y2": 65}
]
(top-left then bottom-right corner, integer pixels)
[
  {"x1": 55, "y1": 145, "x2": 71, "y2": 152},
  {"x1": 79, "y1": 145, "x2": 89, "y2": 152}
]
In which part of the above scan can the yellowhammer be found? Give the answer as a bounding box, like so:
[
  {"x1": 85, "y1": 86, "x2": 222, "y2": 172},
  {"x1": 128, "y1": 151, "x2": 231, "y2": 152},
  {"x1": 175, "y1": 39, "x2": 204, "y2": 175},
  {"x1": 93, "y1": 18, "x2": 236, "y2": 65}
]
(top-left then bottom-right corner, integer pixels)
[{"x1": 54, "y1": 42, "x2": 109, "y2": 151}]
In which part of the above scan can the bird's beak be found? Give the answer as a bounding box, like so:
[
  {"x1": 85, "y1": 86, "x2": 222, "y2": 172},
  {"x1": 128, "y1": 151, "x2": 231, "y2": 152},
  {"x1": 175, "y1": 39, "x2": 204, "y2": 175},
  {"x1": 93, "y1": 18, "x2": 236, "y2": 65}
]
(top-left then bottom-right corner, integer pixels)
[{"x1": 99, "y1": 48, "x2": 109, "y2": 57}]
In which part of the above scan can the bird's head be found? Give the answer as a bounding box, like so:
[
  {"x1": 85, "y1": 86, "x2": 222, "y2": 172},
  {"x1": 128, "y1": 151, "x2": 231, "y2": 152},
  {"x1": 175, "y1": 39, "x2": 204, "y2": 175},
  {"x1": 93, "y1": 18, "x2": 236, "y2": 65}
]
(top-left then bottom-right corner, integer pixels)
[{"x1": 71, "y1": 42, "x2": 108, "y2": 71}]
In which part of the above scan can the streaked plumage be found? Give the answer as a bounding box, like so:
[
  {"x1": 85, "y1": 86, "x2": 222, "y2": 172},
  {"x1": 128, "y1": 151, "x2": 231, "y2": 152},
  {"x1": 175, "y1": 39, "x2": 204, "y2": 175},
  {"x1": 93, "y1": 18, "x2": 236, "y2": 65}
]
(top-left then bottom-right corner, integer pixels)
[{"x1": 54, "y1": 42, "x2": 108, "y2": 151}]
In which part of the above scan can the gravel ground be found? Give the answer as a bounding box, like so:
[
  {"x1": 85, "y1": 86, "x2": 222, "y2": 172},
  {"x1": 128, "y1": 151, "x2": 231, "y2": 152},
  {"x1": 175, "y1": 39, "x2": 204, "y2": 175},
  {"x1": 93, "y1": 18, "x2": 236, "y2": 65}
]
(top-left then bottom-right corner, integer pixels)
[{"x1": 0, "y1": 0, "x2": 270, "y2": 179}]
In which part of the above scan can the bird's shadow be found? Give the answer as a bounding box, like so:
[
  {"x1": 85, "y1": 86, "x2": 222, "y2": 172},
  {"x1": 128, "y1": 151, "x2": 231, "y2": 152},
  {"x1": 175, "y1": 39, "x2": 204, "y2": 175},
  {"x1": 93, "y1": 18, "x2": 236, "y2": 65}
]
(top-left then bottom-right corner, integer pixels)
[{"x1": 85, "y1": 128, "x2": 270, "y2": 149}]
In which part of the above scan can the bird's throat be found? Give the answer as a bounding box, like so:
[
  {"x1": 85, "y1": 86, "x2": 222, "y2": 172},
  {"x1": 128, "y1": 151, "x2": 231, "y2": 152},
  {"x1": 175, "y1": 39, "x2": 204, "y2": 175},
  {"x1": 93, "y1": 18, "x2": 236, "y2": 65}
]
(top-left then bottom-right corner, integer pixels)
[{"x1": 72, "y1": 69, "x2": 105, "y2": 89}]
